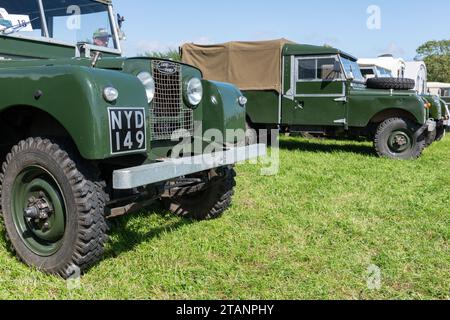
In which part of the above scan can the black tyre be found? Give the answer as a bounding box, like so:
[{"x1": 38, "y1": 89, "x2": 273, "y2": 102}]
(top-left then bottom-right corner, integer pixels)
[
  {"x1": 374, "y1": 118, "x2": 426, "y2": 160},
  {"x1": 299, "y1": 132, "x2": 324, "y2": 139},
  {"x1": 366, "y1": 77, "x2": 415, "y2": 90},
  {"x1": 163, "y1": 167, "x2": 236, "y2": 220},
  {"x1": 435, "y1": 125, "x2": 446, "y2": 142},
  {"x1": 245, "y1": 121, "x2": 275, "y2": 146},
  {"x1": 426, "y1": 128, "x2": 437, "y2": 146},
  {"x1": 0, "y1": 138, "x2": 107, "y2": 279},
  {"x1": 245, "y1": 121, "x2": 258, "y2": 145}
]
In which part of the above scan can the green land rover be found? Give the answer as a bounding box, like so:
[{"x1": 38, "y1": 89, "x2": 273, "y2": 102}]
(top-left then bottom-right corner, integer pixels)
[
  {"x1": 0, "y1": 0, "x2": 264, "y2": 278},
  {"x1": 182, "y1": 39, "x2": 447, "y2": 160}
]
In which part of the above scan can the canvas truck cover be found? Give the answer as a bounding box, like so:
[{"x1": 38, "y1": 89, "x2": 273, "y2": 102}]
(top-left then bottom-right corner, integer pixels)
[{"x1": 181, "y1": 39, "x2": 294, "y2": 93}]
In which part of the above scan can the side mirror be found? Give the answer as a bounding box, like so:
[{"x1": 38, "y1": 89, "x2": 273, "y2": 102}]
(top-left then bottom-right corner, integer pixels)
[
  {"x1": 117, "y1": 14, "x2": 125, "y2": 29},
  {"x1": 117, "y1": 14, "x2": 126, "y2": 40}
]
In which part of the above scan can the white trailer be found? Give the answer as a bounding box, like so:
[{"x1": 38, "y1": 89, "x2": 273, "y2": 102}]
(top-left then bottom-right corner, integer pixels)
[
  {"x1": 358, "y1": 55, "x2": 406, "y2": 80},
  {"x1": 427, "y1": 82, "x2": 450, "y2": 96},
  {"x1": 405, "y1": 61, "x2": 428, "y2": 94}
]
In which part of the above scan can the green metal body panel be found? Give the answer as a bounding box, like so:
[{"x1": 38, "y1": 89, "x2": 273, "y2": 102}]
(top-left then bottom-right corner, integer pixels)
[
  {"x1": 0, "y1": 33, "x2": 246, "y2": 162},
  {"x1": 346, "y1": 87, "x2": 427, "y2": 127},
  {"x1": 202, "y1": 81, "x2": 246, "y2": 137},
  {"x1": 422, "y1": 95, "x2": 443, "y2": 120},
  {"x1": 244, "y1": 43, "x2": 428, "y2": 129},
  {"x1": 0, "y1": 63, "x2": 147, "y2": 159},
  {"x1": 244, "y1": 90, "x2": 279, "y2": 124}
]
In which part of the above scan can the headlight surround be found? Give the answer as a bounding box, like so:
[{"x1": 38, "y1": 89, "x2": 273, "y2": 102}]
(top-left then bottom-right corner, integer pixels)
[
  {"x1": 185, "y1": 77, "x2": 203, "y2": 107},
  {"x1": 137, "y1": 71, "x2": 155, "y2": 103}
]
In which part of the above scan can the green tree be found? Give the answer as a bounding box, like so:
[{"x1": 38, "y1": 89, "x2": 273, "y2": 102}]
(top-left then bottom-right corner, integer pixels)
[
  {"x1": 142, "y1": 49, "x2": 181, "y2": 62},
  {"x1": 416, "y1": 40, "x2": 450, "y2": 83}
]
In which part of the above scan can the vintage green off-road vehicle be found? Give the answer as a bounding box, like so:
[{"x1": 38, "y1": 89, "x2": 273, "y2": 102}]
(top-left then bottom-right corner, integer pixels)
[
  {"x1": 182, "y1": 40, "x2": 447, "y2": 160},
  {"x1": 0, "y1": 0, "x2": 264, "y2": 278}
]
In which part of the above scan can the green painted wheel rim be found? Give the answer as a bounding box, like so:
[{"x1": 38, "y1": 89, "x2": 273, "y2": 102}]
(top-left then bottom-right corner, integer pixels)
[
  {"x1": 387, "y1": 130, "x2": 413, "y2": 154},
  {"x1": 11, "y1": 166, "x2": 66, "y2": 257}
]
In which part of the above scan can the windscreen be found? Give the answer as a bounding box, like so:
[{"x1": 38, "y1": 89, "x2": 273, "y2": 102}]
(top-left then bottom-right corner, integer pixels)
[
  {"x1": 0, "y1": 0, "x2": 117, "y2": 50},
  {"x1": 43, "y1": 0, "x2": 116, "y2": 49},
  {"x1": 341, "y1": 57, "x2": 365, "y2": 82}
]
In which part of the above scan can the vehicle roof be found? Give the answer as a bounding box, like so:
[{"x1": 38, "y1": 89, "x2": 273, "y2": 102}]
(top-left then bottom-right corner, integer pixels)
[
  {"x1": 358, "y1": 59, "x2": 393, "y2": 70},
  {"x1": 282, "y1": 43, "x2": 357, "y2": 61},
  {"x1": 428, "y1": 82, "x2": 450, "y2": 89}
]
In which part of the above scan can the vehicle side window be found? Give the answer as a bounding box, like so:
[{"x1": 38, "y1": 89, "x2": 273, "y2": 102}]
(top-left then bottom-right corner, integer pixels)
[
  {"x1": 297, "y1": 56, "x2": 342, "y2": 81},
  {"x1": 298, "y1": 59, "x2": 316, "y2": 80}
]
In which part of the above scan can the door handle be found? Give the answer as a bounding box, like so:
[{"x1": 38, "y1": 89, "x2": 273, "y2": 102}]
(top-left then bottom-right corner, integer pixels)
[{"x1": 294, "y1": 100, "x2": 304, "y2": 110}]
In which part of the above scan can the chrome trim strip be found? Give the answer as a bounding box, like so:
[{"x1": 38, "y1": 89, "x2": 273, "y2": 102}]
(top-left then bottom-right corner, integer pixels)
[{"x1": 112, "y1": 144, "x2": 267, "y2": 190}]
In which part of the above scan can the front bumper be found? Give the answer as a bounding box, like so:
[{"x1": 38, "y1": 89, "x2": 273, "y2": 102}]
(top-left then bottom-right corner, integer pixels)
[
  {"x1": 415, "y1": 119, "x2": 437, "y2": 139},
  {"x1": 113, "y1": 144, "x2": 266, "y2": 190}
]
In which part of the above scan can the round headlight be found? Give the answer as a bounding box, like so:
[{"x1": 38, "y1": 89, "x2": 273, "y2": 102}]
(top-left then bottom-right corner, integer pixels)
[
  {"x1": 103, "y1": 86, "x2": 119, "y2": 102},
  {"x1": 186, "y1": 78, "x2": 203, "y2": 106},
  {"x1": 137, "y1": 71, "x2": 155, "y2": 103}
]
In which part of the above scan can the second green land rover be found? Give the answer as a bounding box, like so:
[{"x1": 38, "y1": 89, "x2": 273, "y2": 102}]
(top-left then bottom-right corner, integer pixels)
[{"x1": 182, "y1": 39, "x2": 447, "y2": 160}]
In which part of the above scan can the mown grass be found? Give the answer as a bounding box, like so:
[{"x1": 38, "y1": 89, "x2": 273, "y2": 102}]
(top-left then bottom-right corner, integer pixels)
[{"x1": 0, "y1": 136, "x2": 449, "y2": 300}]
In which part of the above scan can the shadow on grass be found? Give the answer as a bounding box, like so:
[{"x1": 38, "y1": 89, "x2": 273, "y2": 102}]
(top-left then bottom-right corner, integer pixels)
[
  {"x1": 279, "y1": 138, "x2": 376, "y2": 156},
  {"x1": 103, "y1": 201, "x2": 193, "y2": 260}
]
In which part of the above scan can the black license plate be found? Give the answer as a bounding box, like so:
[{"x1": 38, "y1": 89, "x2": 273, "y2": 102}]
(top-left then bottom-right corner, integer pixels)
[{"x1": 108, "y1": 108, "x2": 146, "y2": 154}]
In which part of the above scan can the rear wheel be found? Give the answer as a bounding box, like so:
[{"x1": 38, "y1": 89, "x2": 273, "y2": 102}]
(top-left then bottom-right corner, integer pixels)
[
  {"x1": 245, "y1": 121, "x2": 258, "y2": 145},
  {"x1": 163, "y1": 167, "x2": 236, "y2": 220},
  {"x1": 374, "y1": 118, "x2": 426, "y2": 160},
  {"x1": 0, "y1": 138, "x2": 107, "y2": 279},
  {"x1": 435, "y1": 125, "x2": 446, "y2": 142}
]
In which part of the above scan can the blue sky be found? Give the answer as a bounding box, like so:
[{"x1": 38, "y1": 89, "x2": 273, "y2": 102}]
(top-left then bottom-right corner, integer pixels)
[{"x1": 114, "y1": 0, "x2": 449, "y2": 60}]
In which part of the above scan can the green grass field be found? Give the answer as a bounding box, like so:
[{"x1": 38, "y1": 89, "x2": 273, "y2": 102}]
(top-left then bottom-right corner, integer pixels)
[{"x1": 1, "y1": 136, "x2": 449, "y2": 300}]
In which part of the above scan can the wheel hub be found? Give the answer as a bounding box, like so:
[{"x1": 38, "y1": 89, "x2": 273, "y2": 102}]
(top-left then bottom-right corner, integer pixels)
[
  {"x1": 24, "y1": 195, "x2": 54, "y2": 230},
  {"x1": 393, "y1": 135, "x2": 407, "y2": 146},
  {"x1": 11, "y1": 167, "x2": 67, "y2": 256},
  {"x1": 388, "y1": 131, "x2": 412, "y2": 153}
]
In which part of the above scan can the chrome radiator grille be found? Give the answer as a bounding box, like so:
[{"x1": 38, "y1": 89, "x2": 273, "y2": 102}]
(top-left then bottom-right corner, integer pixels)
[{"x1": 150, "y1": 60, "x2": 194, "y2": 141}]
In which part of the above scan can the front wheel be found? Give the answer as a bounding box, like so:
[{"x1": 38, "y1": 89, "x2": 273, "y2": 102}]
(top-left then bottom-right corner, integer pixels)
[
  {"x1": 163, "y1": 167, "x2": 236, "y2": 220},
  {"x1": 374, "y1": 118, "x2": 426, "y2": 160},
  {"x1": 0, "y1": 138, "x2": 108, "y2": 278}
]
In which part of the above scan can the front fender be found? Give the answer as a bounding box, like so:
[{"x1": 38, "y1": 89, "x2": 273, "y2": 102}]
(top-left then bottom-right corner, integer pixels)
[
  {"x1": 422, "y1": 95, "x2": 443, "y2": 120},
  {"x1": 200, "y1": 80, "x2": 246, "y2": 145},
  {"x1": 0, "y1": 65, "x2": 147, "y2": 159},
  {"x1": 348, "y1": 90, "x2": 427, "y2": 126}
]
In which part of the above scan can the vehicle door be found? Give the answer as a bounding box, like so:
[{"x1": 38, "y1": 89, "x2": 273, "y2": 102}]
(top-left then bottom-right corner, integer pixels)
[{"x1": 289, "y1": 55, "x2": 347, "y2": 126}]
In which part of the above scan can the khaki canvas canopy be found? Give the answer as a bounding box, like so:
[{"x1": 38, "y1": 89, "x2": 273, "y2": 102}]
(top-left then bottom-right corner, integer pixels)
[{"x1": 181, "y1": 39, "x2": 294, "y2": 93}]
